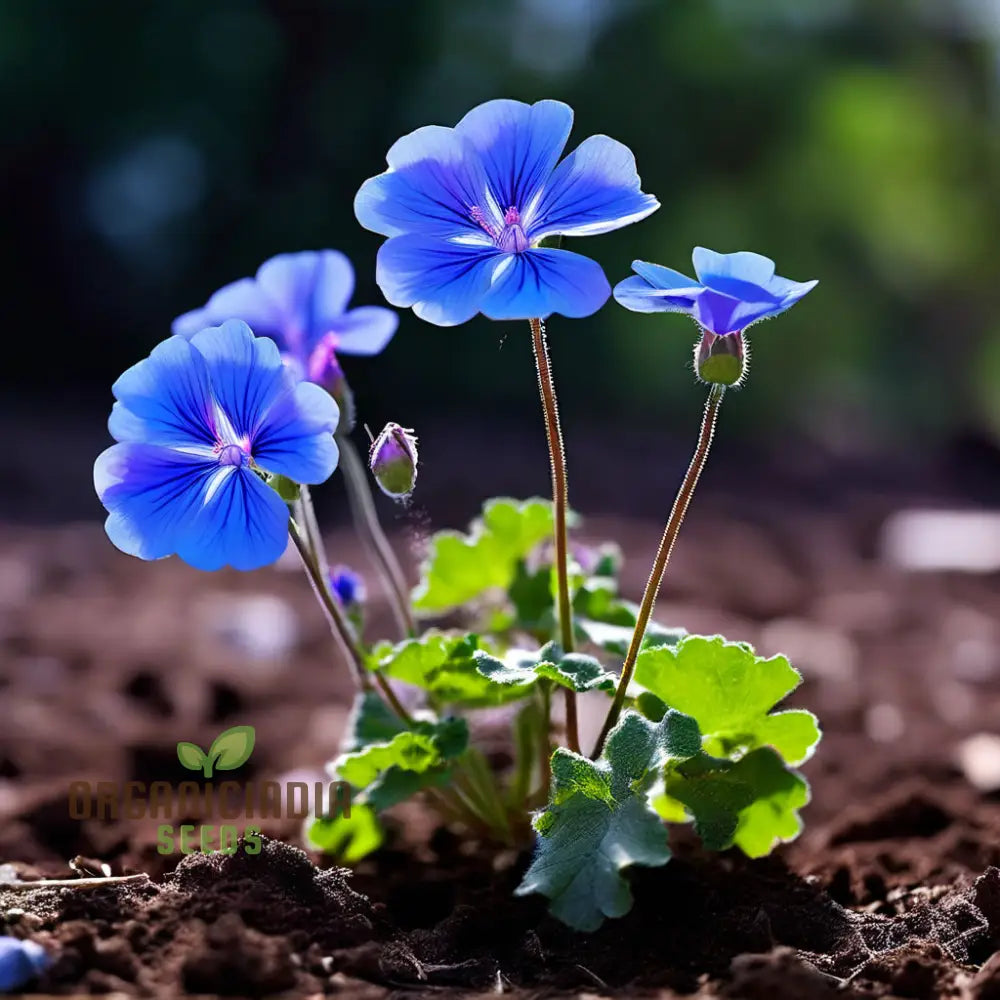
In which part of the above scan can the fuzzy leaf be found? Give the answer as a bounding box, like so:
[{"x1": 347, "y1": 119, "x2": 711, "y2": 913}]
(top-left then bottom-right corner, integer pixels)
[
  {"x1": 574, "y1": 582, "x2": 685, "y2": 655},
  {"x1": 664, "y1": 748, "x2": 810, "y2": 857},
  {"x1": 516, "y1": 709, "x2": 701, "y2": 931},
  {"x1": 342, "y1": 691, "x2": 407, "y2": 753},
  {"x1": 334, "y1": 717, "x2": 468, "y2": 789},
  {"x1": 412, "y1": 497, "x2": 555, "y2": 612},
  {"x1": 476, "y1": 641, "x2": 617, "y2": 694},
  {"x1": 634, "y1": 635, "x2": 820, "y2": 765},
  {"x1": 372, "y1": 631, "x2": 531, "y2": 708}
]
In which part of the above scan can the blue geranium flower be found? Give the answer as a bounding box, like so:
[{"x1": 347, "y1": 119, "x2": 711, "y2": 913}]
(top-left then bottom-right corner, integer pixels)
[
  {"x1": 355, "y1": 99, "x2": 659, "y2": 325},
  {"x1": 614, "y1": 247, "x2": 817, "y2": 334},
  {"x1": 94, "y1": 319, "x2": 340, "y2": 571},
  {"x1": 173, "y1": 251, "x2": 398, "y2": 385},
  {"x1": 330, "y1": 566, "x2": 365, "y2": 608}
]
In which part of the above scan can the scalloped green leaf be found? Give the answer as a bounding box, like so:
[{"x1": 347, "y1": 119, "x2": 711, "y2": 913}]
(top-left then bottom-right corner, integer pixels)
[
  {"x1": 664, "y1": 747, "x2": 810, "y2": 857},
  {"x1": 634, "y1": 635, "x2": 820, "y2": 765},
  {"x1": 476, "y1": 641, "x2": 617, "y2": 694},
  {"x1": 371, "y1": 631, "x2": 532, "y2": 708},
  {"x1": 516, "y1": 709, "x2": 701, "y2": 931},
  {"x1": 413, "y1": 497, "x2": 555, "y2": 613}
]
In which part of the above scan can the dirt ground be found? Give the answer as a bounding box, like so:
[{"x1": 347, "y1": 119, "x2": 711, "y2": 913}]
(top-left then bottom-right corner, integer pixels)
[{"x1": 2, "y1": 480, "x2": 1000, "y2": 998}]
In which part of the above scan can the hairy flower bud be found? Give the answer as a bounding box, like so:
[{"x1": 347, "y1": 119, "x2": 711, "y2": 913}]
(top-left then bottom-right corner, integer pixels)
[
  {"x1": 369, "y1": 423, "x2": 418, "y2": 500},
  {"x1": 695, "y1": 330, "x2": 746, "y2": 386}
]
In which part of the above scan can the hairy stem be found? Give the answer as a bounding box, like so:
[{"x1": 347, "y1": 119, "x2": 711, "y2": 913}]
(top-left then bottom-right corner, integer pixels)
[
  {"x1": 337, "y1": 433, "x2": 416, "y2": 639},
  {"x1": 592, "y1": 384, "x2": 726, "y2": 757},
  {"x1": 290, "y1": 517, "x2": 369, "y2": 691},
  {"x1": 530, "y1": 317, "x2": 580, "y2": 756}
]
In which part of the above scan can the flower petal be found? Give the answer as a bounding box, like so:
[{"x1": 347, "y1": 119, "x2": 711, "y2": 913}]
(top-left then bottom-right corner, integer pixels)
[
  {"x1": 306, "y1": 250, "x2": 357, "y2": 339},
  {"x1": 693, "y1": 288, "x2": 782, "y2": 334},
  {"x1": 631, "y1": 260, "x2": 703, "y2": 293},
  {"x1": 331, "y1": 306, "x2": 399, "y2": 356},
  {"x1": 354, "y1": 126, "x2": 490, "y2": 239},
  {"x1": 481, "y1": 248, "x2": 610, "y2": 321},
  {"x1": 527, "y1": 135, "x2": 659, "y2": 239},
  {"x1": 613, "y1": 276, "x2": 701, "y2": 315},
  {"x1": 173, "y1": 277, "x2": 286, "y2": 340},
  {"x1": 188, "y1": 319, "x2": 289, "y2": 443},
  {"x1": 375, "y1": 234, "x2": 501, "y2": 326},
  {"x1": 691, "y1": 247, "x2": 779, "y2": 302},
  {"x1": 95, "y1": 443, "x2": 218, "y2": 562},
  {"x1": 454, "y1": 99, "x2": 573, "y2": 213},
  {"x1": 175, "y1": 466, "x2": 291, "y2": 571},
  {"x1": 253, "y1": 380, "x2": 340, "y2": 484},
  {"x1": 110, "y1": 336, "x2": 216, "y2": 447}
]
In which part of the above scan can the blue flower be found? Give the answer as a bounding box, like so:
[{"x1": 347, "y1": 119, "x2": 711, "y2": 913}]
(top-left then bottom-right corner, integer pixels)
[
  {"x1": 330, "y1": 566, "x2": 365, "y2": 608},
  {"x1": 173, "y1": 251, "x2": 398, "y2": 385},
  {"x1": 614, "y1": 247, "x2": 817, "y2": 335},
  {"x1": 0, "y1": 937, "x2": 49, "y2": 993},
  {"x1": 355, "y1": 99, "x2": 659, "y2": 326},
  {"x1": 95, "y1": 319, "x2": 340, "y2": 571}
]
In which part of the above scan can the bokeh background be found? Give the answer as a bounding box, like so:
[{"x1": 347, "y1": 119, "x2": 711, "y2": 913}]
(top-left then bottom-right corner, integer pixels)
[{"x1": 3, "y1": 0, "x2": 1000, "y2": 521}]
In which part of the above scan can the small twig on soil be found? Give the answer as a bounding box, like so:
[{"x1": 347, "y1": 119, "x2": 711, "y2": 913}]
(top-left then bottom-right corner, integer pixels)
[{"x1": 2, "y1": 873, "x2": 149, "y2": 892}]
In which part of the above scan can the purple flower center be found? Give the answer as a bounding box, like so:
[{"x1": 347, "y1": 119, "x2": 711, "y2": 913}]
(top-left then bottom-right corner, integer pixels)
[
  {"x1": 215, "y1": 443, "x2": 248, "y2": 467},
  {"x1": 470, "y1": 205, "x2": 529, "y2": 254}
]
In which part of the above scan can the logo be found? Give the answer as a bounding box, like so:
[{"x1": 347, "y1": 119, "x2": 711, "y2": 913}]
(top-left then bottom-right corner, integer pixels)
[
  {"x1": 176, "y1": 724, "x2": 256, "y2": 778},
  {"x1": 67, "y1": 724, "x2": 350, "y2": 857}
]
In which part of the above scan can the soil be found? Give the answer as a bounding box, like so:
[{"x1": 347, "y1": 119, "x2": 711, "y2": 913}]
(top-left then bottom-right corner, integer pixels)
[{"x1": 2, "y1": 486, "x2": 1000, "y2": 998}]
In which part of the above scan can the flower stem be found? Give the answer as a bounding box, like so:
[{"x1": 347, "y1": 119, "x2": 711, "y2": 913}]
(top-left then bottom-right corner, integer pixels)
[
  {"x1": 290, "y1": 515, "x2": 412, "y2": 724},
  {"x1": 592, "y1": 384, "x2": 726, "y2": 758},
  {"x1": 529, "y1": 317, "x2": 580, "y2": 756},
  {"x1": 337, "y1": 432, "x2": 416, "y2": 639}
]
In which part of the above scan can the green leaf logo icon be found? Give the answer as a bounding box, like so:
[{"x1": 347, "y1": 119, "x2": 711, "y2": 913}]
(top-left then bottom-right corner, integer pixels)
[{"x1": 176, "y1": 725, "x2": 256, "y2": 779}]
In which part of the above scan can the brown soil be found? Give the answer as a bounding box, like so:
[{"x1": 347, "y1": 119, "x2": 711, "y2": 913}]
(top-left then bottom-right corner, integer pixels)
[{"x1": 2, "y1": 494, "x2": 1000, "y2": 998}]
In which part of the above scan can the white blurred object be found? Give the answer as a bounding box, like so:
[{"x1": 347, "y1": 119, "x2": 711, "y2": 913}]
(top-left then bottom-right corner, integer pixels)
[
  {"x1": 203, "y1": 593, "x2": 299, "y2": 662},
  {"x1": 881, "y1": 510, "x2": 1000, "y2": 572},
  {"x1": 957, "y1": 733, "x2": 1000, "y2": 792},
  {"x1": 865, "y1": 703, "x2": 905, "y2": 743}
]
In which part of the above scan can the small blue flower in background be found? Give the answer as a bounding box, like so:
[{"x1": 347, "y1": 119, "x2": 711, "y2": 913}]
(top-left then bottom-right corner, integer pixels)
[
  {"x1": 614, "y1": 247, "x2": 817, "y2": 335},
  {"x1": 330, "y1": 566, "x2": 365, "y2": 608},
  {"x1": 94, "y1": 319, "x2": 340, "y2": 572},
  {"x1": 173, "y1": 251, "x2": 398, "y2": 386},
  {"x1": 0, "y1": 937, "x2": 50, "y2": 993},
  {"x1": 355, "y1": 99, "x2": 659, "y2": 325}
]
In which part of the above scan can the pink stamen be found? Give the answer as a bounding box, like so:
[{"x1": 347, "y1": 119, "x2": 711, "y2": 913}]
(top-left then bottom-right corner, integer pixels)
[{"x1": 469, "y1": 205, "x2": 498, "y2": 239}]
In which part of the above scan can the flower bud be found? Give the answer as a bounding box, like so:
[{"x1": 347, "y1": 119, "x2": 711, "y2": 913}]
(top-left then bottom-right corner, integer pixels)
[
  {"x1": 695, "y1": 330, "x2": 746, "y2": 386},
  {"x1": 330, "y1": 566, "x2": 365, "y2": 608},
  {"x1": 369, "y1": 423, "x2": 418, "y2": 500}
]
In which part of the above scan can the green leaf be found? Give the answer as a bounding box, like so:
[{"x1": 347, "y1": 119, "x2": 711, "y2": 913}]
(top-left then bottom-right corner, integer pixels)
[
  {"x1": 665, "y1": 748, "x2": 810, "y2": 857},
  {"x1": 633, "y1": 635, "x2": 820, "y2": 765},
  {"x1": 342, "y1": 691, "x2": 407, "y2": 752},
  {"x1": 207, "y1": 725, "x2": 256, "y2": 772},
  {"x1": 476, "y1": 641, "x2": 617, "y2": 694},
  {"x1": 176, "y1": 742, "x2": 207, "y2": 772},
  {"x1": 516, "y1": 709, "x2": 701, "y2": 931},
  {"x1": 372, "y1": 631, "x2": 532, "y2": 708},
  {"x1": 412, "y1": 497, "x2": 555, "y2": 613},
  {"x1": 574, "y1": 582, "x2": 685, "y2": 656},
  {"x1": 336, "y1": 731, "x2": 441, "y2": 787},
  {"x1": 307, "y1": 804, "x2": 383, "y2": 863}
]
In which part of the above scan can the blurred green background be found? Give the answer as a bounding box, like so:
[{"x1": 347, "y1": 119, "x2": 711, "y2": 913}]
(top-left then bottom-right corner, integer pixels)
[{"x1": 3, "y1": 0, "x2": 1000, "y2": 462}]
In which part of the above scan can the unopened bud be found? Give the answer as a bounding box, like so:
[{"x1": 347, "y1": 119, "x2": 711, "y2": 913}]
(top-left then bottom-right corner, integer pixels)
[
  {"x1": 330, "y1": 566, "x2": 365, "y2": 607},
  {"x1": 695, "y1": 330, "x2": 746, "y2": 386},
  {"x1": 369, "y1": 423, "x2": 418, "y2": 500}
]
